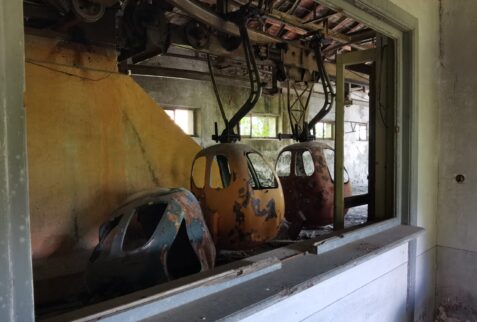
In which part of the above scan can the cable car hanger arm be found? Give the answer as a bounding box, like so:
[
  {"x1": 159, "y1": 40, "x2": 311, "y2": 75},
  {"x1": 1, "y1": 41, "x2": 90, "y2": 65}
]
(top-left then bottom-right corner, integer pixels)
[
  {"x1": 308, "y1": 36, "x2": 336, "y2": 129},
  {"x1": 210, "y1": 4, "x2": 263, "y2": 143},
  {"x1": 278, "y1": 35, "x2": 335, "y2": 142}
]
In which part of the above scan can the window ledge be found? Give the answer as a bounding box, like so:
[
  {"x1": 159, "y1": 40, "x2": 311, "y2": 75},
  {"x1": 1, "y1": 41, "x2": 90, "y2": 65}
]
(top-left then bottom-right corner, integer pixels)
[{"x1": 44, "y1": 223, "x2": 423, "y2": 322}]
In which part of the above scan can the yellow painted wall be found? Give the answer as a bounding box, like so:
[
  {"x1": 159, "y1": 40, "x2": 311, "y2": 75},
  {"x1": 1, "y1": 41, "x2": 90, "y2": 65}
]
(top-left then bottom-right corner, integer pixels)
[{"x1": 25, "y1": 35, "x2": 201, "y2": 277}]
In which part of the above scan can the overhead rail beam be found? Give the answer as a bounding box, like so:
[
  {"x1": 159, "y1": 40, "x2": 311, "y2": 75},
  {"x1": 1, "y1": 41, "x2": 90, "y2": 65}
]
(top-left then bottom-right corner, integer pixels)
[{"x1": 165, "y1": 0, "x2": 279, "y2": 44}]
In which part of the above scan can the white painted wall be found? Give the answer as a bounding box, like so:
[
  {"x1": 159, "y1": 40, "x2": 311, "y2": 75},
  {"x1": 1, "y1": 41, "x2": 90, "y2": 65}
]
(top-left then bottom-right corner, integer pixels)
[
  {"x1": 437, "y1": 0, "x2": 477, "y2": 318},
  {"x1": 241, "y1": 244, "x2": 409, "y2": 322},
  {"x1": 386, "y1": 1, "x2": 440, "y2": 320}
]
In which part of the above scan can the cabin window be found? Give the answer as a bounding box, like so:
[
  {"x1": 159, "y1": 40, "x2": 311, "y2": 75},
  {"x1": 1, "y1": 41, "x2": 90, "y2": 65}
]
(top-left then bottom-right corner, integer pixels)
[
  {"x1": 123, "y1": 203, "x2": 167, "y2": 252},
  {"x1": 276, "y1": 151, "x2": 292, "y2": 177},
  {"x1": 191, "y1": 157, "x2": 206, "y2": 188},
  {"x1": 246, "y1": 153, "x2": 277, "y2": 189},
  {"x1": 295, "y1": 150, "x2": 314, "y2": 176},
  {"x1": 210, "y1": 155, "x2": 231, "y2": 189}
]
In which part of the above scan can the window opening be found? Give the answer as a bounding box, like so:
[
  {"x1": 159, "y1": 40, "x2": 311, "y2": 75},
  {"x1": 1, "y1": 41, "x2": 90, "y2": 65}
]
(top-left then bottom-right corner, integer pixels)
[
  {"x1": 192, "y1": 157, "x2": 206, "y2": 188},
  {"x1": 123, "y1": 203, "x2": 167, "y2": 252},
  {"x1": 247, "y1": 153, "x2": 277, "y2": 189},
  {"x1": 164, "y1": 108, "x2": 195, "y2": 135},
  {"x1": 295, "y1": 150, "x2": 314, "y2": 176},
  {"x1": 166, "y1": 221, "x2": 201, "y2": 279},
  {"x1": 210, "y1": 155, "x2": 231, "y2": 189},
  {"x1": 276, "y1": 151, "x2": 292, "y2": 177},
  {"x1": 358, "y1": 123, "x2": 368, "y2": 141},
  {"x1": 314, "y1": 122, "x2": 334, "y2": 139},
  {"x1": 240, "y1": 115, "x2": 278, "y2": 138}
]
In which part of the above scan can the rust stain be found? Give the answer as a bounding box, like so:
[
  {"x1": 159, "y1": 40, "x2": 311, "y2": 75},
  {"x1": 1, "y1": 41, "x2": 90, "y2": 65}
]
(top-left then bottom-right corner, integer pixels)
[{"x1": 276, "y1": 141, "x2": 352, "y2": 238}]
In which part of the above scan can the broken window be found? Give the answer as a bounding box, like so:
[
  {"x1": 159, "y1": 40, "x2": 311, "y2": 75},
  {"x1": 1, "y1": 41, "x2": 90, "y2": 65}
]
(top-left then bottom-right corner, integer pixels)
[
  {"x1": 247, "y1": 152, "x2": 277, "y2": 189},
  {"x1": 276, "y1": 151, "x2": 292, "y2": 177}
]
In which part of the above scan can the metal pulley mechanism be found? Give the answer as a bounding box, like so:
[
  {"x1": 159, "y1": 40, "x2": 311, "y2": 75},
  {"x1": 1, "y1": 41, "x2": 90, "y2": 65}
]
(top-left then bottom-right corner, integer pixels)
[
  {"x1": 184, "y1": 20, "x2": 210, "y2": 50},
  {"x1": 118, "y1": 0, "x2": 171, "y2": 63},
  {"x1": 71, "y1": 0, "x2": 105, "y2": 23},
  {"x1": 279, "y1": 35, "x2": 336, "y2": 142},
  {"x1": 47, "y1": 0, "x2": 118, "y2": 23}
]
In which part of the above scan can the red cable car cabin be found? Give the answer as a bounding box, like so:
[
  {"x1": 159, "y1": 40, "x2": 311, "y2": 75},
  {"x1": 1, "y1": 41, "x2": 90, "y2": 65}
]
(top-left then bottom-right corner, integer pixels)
[{"x1": 276, "y1": 141, "x2": 352, "y2": 237}]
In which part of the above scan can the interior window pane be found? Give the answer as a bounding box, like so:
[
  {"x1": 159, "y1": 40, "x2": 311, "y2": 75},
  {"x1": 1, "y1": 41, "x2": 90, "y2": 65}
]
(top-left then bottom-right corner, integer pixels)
[
  {"x1": 324, "y1": 123, "x2": 333, "y2": 139},
  {"x1": 240, "y1": 117, "x2": 251, "y2": 137},
  {"x1": 251, "y1": 116, "x2": 277, "y2": 138},
  {"x1": 174, "y1": 109, "x2": 194, "y2": 135},
  {"x1": 315, "y1": 122, "x2": 324, "y2": 138},
  {"x1": 165, "y1": 109, "x2": 175, "y2": 120},
  {"x1": 247, "y1": 153, "x2": 277, "y2": 189},
  {"x1": 276, "y1": 151, "x2": 292, "y2": 177}
]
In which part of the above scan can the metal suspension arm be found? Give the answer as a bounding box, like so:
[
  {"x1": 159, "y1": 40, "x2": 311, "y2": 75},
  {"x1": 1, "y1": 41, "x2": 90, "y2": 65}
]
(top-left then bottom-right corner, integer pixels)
[
  {"x1": 308, "y1": 36, "x2": 335, "y2": 128},
  {"x1": 210, "y1": 4, "x2": 263, "y2": 143},
  {"x1": 227, "y1": 20, "x2": 262, "y2": 130}
]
